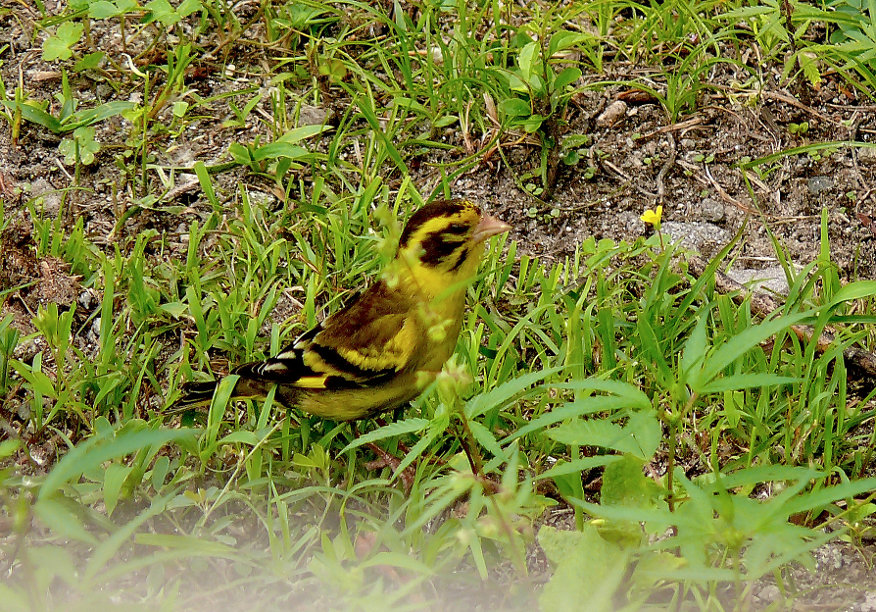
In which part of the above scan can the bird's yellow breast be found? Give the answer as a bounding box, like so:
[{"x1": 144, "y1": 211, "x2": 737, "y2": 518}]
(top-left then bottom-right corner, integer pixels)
[{"x1": 295, "y1": 372, "x2": 429, "y2": 420}]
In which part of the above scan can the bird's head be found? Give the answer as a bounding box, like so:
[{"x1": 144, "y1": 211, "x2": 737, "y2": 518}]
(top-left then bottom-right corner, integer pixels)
[{"x1": 392, "y1": 200, "x2": 511, "y2": 298}]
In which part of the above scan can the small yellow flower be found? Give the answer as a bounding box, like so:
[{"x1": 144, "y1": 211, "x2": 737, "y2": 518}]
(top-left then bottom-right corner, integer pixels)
[{"x1": 641, "y1": 205, "x2": 663, "y2": 227}]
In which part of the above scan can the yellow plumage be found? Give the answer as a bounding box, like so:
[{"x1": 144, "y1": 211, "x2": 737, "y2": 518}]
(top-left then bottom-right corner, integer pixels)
[{"x1": 175, "y1": 200, "x2": 511, "y2": 420}]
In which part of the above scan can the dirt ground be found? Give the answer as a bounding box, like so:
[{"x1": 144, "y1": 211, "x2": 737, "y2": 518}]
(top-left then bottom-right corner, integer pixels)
[{"x1": 2, "y1": 5, "x2": 876, "y2": 609}]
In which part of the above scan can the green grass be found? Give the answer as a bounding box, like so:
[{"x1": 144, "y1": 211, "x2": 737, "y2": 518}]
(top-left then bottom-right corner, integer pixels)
[{"x1": 2, "y1": 0, "x2": 876, "y2": 609}]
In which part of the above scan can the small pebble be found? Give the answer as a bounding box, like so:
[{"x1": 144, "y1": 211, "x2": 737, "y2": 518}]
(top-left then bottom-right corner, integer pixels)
[
  {"x1": 757, "y1": 585, "x2": 780, "y2": 602},
  {"x1": 696, "y1": 197, "x2": 725, "y2": 223},
  {"x1": 596, "y1": 100, "x2": 627, "y2": 128},
  {"x1": 807, "y1": 175, "x2": 834, "y2": 194}
]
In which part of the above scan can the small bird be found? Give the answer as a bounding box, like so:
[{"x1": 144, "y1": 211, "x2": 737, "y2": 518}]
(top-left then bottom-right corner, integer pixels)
[{"x1": 175, "y1": 200, "x2": 511, "y2": 420}]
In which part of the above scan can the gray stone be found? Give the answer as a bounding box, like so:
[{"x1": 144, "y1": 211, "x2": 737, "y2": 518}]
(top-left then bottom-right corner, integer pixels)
[
  {"x1": 695, "y1": 198, "x2": 725, "y2": 223},
  {"x1": 757, "y1": 585, "x2": 780, "y2": 602},
  {"x1": 727, "y1": 267, "x2": 795, "y2": 296},
  {"x1": 807, "y1": 176, "x2": 834, "y2": 194},
  {"x1": 662, "y1": 221, "x2": 730, "y2": 252}
]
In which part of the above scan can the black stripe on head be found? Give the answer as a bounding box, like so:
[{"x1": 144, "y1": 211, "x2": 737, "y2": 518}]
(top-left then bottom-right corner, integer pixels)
[
  {"x1": 399, "y1": 200, "x2": 479, "y2": 249},
  {"x1": 419, "y1": 233, "x2": 466, "y2": 267},
  {"x1": 442, "y1": 222, "x2": 471, "y2": 237},
  {"x1": 449, "y1": 246, "x2": 471, "y2": 272}
]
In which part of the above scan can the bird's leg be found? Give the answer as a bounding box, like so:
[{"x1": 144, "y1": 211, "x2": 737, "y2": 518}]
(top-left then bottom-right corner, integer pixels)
[
  {"x1": 351, "y1": 421, "x2": 419, "y2": 490},
  {"x1": 454, "y1": 411, "x2": 484, "y2": 476},
  {"x1": 363, "y1": 443, "x2": 416, "y2": 490}
]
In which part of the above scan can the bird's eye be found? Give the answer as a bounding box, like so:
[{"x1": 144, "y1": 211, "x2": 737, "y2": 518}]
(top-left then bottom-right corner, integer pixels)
[{"x1": 446, "y1": 223, "x2": 468, "y2": 234}]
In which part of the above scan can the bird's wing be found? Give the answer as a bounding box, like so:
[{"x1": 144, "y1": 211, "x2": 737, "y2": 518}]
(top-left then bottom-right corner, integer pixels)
[{"x1": 233, "y1": 282, "x2": 419, "y2": 390}]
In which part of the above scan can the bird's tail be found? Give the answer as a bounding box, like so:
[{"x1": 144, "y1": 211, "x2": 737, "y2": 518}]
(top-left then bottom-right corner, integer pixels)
[{"x1": 164, "y1": 380, "x2": 221, "y2": 415}]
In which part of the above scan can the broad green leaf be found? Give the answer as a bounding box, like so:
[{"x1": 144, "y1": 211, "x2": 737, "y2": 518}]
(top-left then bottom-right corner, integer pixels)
[
  {"x1": 783, "y1": 477, "x2": 876, "y2": 515},
  {"x1": 194, "y1": 160, "x2": 220, "y2": 209},
  {"x1": 42, "y1": 22, "x2": 84, "y2": 62},
  {"x1": 9, "y1": 360, "x2": 57, "y2": 398},
  {"x1": 341, "y1": 418, "x2": 429, "y2": 453},
  {"x1": 103, "y1": 463, "x2": 133, "y2": 517},
  {"x1": 135, "y1": 533, "x2": 237, "y2": 555},
  {"x1": 553, "y1": 67, "x2": 581, "y2": 91},
  {"x1": 680, "y1": 315, "x2": 708, "y2": 382},
  {"x1": 33, "y1": 497, "x2": 97, "y2": 544},
  {"x1": 548, "y1": 419, "x2": 639, "y2": 455},
  {"x1": 203, "y1": 375, "x2": 238, "y2": 452},
  {"x1": 466, "y1": 366, "x2": 563, "y2": 419},
  {"x1": 0, "y1": 439, "x2": 20, "y2": 458},
  {"x1": 797, "y1": 51, "x2": 821, "y2": 86},
  {"x1": 159, "y1": 301, "x2": 188, "y2": 318},
  {"x1": 150, "y1": 455, "x2": 170, "y2": 490},
  {"x1": 538, "y1": 455, "x2": 623, "y2": 480},
  {"x1": 178, "y1": 0, "x2": 202, "y2": 18},
  {"x1": 601, "y1": 454, "x2": 662, "y2": 507},
  {"x1": 251, "y1": 142, "x2": 311, "y2": 161},
  {"x1": 467, "y1": 419, "x2": 503, "y2": 458},
  {"x1": 692, "y1": 311, "x2": 810, "y2": 389},
  {"x1": 74, "y1": 51, "x2": 105, "y2": 72},
  {"x1": 144, "y1": 0, "x2": 178, "y2": 25},
  {"x1": 539, "y1": 525, "x2": 628, "y2": 612},
  {"x1": 0, "y1": 100, "x2": 61, "y2": 132},
  {"x1": 218, "y1": 430, "x2": 260, "y2": 446},
  {"x1": 89, "y1": 1, "x2": 120, "y2": 18},
  {"x1": 552, "y1": 470, "x2": 584, "y2": 502},
  {"x1": 698, "y1": 374, "x2": 799, "y2": 394},
  {"x1": 552, "y1": 379, "x2": 652, "y2": 409},
  {"x1": 623, "y1": 411, "x2": 661, "y2": 459},
  {"x1": 826, "y1": 280, "x2": 876, "y2": 309},
  {"x1": 517, "y1": 41, "x2": 539, "y2": 80},
  {"x1": 499, "y1": 98, "x2": 531, "y2": 118},
  {"x1": 522, "y1": 115, "x2": 544, "y2": 132},
  {"x1": 228, "y1": 142, "x2": 252, "y2": 164},
  {"x1": 277, "y1": 123, "x2": 334, "y2": 143},
  {"x1": 549, "y1": 31, "x2": 588, "y2": 54},
  {"x1": 572, "y1": 499, "x2": 676, "y2": 529},
  {"x1": 40, "y1": 427, "x2": 193, "y2": 499},
  {"x1": 85, "y1": 495, "x2": 173, "y2": 581},
  {"x1": 61, "y1": 100, "x2": 135, "y2": 130},
  {"x1": 505, "y1": 396, "x2": 638, "y2": 443}
]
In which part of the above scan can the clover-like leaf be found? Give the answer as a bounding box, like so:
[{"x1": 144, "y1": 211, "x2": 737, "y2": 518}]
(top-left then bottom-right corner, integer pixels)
[{"x1": 42, "y1": 22, "x2": 84, "y2": 62}]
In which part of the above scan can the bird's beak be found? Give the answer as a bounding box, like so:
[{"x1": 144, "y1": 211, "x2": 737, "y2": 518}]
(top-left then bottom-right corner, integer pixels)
[{"x1": 472, "y1": 213, "x2": 512, "y2": 243}]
